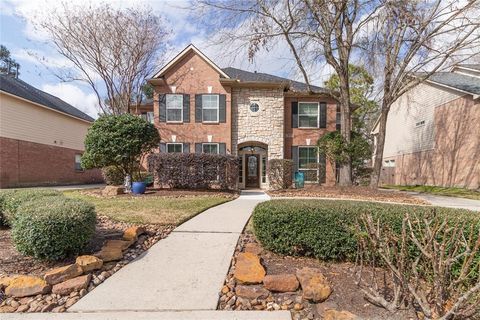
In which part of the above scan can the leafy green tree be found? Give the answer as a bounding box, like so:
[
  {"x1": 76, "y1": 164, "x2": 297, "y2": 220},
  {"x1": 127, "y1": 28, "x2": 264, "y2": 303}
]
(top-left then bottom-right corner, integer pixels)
[
  {"x1": 318, "y1": 131, "x2": 371, "y2": 184},
  {"x1": 0, "y1": 45, "x2": 20, "y2": 76},
  {"x1": 324, "y1": 64, "x2": 378, "y2": 134},
  {"x1": 81, "y1": 114, "x2": 160, "y2": 179}
]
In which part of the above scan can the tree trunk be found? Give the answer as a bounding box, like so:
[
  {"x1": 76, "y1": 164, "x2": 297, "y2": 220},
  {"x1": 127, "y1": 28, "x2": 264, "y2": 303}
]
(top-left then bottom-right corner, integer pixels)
[
  {"x1": 338, "y1": 78, "x2": 352, "y2": 186},
  {"x1": 370, "y1": 107, "x2": 389, "y2": 188}
]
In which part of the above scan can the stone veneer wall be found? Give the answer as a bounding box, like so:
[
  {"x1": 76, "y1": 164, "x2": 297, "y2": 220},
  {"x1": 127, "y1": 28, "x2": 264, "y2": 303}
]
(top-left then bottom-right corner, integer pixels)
[{"x1": 231, "y1": 87, "x2": 284, "y2": 158}]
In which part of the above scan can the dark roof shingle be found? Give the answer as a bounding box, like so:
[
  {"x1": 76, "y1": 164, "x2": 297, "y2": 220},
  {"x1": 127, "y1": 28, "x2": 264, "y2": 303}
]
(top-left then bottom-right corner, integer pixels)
[
  {"x1": 0, "y1": 75, "x2": 94, "y2": 122},
  {"x1": 428, "y1": 72, "x2": 480, "y2": 96},
  {"x1": 222, "y1": 67, "x2": 330, "y2": 94}
]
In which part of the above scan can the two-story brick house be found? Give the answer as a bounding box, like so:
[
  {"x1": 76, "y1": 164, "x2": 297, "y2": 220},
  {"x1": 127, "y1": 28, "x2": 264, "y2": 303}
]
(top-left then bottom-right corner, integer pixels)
[{"x1": 147, "y1": 44, "x2": 338, "y2": 189}]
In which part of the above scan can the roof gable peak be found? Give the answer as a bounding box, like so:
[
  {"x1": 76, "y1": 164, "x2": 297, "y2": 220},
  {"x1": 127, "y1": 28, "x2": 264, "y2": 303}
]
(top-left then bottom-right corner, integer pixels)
[{"x1": 153, "y1": 44, "x2": 230, "y2": 79}]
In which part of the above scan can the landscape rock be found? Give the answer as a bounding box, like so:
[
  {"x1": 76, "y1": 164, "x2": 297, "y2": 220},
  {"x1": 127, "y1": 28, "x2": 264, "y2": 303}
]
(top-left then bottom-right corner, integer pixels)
[
  {"x1": 5, "y1": 276, "x2": 51, "y2": 298},
  {"x1": 235, "y1": 285, "x2": 270, "y2": 300},
  {"x1": 263, "y1": 274, "x2": 299, "y2": 292},
  {"x1": 123, "y1": 226, "x2": 145, "y2": 241},
  {"x1": 0, "y1": 305, "x2": 16, "y2": 313},
  {"x1": 244, "y1": 243, "x2": 263, "y2": 255},
  {"x1": 16, "y1": 304, "x2": 29, "y2": 312},
  {"x1": 296, "y1": 267, "x2": 332, "y2": 302},
  {"x1": 44, "y1": 264, "x2": 83, "y2": 285},
  {"x1": 41, "y1": 302, "x2": 57, "y2": 313},
  {"x1": 104, "y1": 239, "x2": 134, "y2": 251},
  {"x1": 0, "y1": 276, "x2": 17, "y2": 289},
  {"x1": 102, "y1": 186, "x2": 124, "y2": 197},
  {"x1": 95, "y1": 245, "x2": 123, "y2": 262},
  {"x1": 233, "y1": 252, "x2": 266, "y2": 284},
  {"x1": 52, "y1": 274, "x2": 91, "y2": 296},
  {"x1": 323, "y1": 309, "x2": 360, "y2": 320},
  {"x1": 76, "y1": 255, "x2": 103, "y2": 273},
  {"x1": 64, "y1": 296, "x2": 80, "y2": 309}
]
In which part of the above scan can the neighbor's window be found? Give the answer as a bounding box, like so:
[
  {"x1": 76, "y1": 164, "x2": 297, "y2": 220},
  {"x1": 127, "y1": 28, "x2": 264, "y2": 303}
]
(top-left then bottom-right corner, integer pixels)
[
  {"x1": 202, "y1": 143, "x2": 219, "y2": 154},
  {"x1": 261, "y1": 156, "x2": 266, "y2": 183},
  {"x1": 238, "y1": 156, "x2": 243, "y2": 183},
  {"x1": 167, "y1": 143, "x2": 183, "y2": 153},
  {"x1": 336, "y1": 104, "x2": 341, "y2": 131},
  {"x1": 202, "y1": 95, "x2": 219, "y2": 122},
  {"x1": 298, "y1": 102, "x2": 319, "y2": 128},
  {"x1": 74, "y1": 154, "x2": 83, "y2": 171},
  {"x1": 141, "y1": 112, "x2": 154, "y2": 124},
  {"x1": 166, "y1": 94, "x2": 183, "y2": 122},
  {"x1": 298, "y1": 146, "x2": 318, "y2": 182}
]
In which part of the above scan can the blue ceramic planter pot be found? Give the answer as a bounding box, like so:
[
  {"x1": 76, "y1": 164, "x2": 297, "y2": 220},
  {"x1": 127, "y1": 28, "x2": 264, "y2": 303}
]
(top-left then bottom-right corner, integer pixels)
[{"x1": 132, "y1": 181, "x2": 146, "y2": 194}]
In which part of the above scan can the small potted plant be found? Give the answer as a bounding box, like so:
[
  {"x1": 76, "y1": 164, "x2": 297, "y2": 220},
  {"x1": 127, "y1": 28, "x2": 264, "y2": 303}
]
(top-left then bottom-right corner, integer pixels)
[{"x1": 131, "y1": 171, "x2": 148, "y2": 194}]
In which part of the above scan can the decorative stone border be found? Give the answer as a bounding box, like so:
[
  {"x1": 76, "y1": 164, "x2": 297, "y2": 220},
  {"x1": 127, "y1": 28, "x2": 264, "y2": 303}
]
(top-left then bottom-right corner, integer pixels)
[
  {"x1": 218, "y1": 233, "x2": 361, "y2": 320},
  {"x1": 0, "y1": 225, "x2": 173, "y2": 313}
]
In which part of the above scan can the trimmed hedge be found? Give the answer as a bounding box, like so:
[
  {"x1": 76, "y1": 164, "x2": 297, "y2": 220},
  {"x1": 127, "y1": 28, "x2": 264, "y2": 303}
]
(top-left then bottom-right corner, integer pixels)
[
  {"x1": 12, "y1": 196, "x2": 96, "y2": 261},
  {"x1": 252, "y1": 199, "x2": 480, "y2": 262},
  {"x1": 0, "y1": 189, "x2": 63, "y2": 227},
  {"x1": 148, "y1": 153, "x2": 239, "y2": 190}
]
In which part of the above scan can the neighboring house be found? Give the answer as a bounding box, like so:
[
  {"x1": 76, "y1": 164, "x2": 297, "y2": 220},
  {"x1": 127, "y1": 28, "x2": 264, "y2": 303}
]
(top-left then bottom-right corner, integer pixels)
[
  {"x1": 0, "y1": 74, "x2": 103, "y2": 188},
  {"x1": 372, "y1": 64, "x2": 480, "y2": 189},
  {"x1": 145, "y1": 44, "x2": 339, "y2": 189}
]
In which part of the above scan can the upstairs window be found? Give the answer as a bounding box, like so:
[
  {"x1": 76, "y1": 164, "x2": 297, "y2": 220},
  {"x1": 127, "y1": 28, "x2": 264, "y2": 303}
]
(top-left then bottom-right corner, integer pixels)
[
  {"x1": 298, "y1": 102, "x2": 319, "y2": 128},
  {"x1": 166, "y1": 94, "x2": 183, "y2": 122},
  {"x1": 202, "y1": 95, "x2": 219, "y2": 122}
]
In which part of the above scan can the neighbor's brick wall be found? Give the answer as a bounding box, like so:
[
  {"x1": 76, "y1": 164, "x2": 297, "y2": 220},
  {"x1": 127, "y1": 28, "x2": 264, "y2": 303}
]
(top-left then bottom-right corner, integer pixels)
[
  {"x1": 0, "y1": 137, "x2": 103, "y2": 188},
  {"x1": 231, "y1": 87, "x2": 284, "y2": 158},
  {"x1": 284, "y1": 96, "x2": 338, "y2": 186},
  {"x1": 391, "y1": 96, "x2": 479, "y2": 189},
  {"x1": 153, "y1": 50, "x2": 232, "y2": 153}
]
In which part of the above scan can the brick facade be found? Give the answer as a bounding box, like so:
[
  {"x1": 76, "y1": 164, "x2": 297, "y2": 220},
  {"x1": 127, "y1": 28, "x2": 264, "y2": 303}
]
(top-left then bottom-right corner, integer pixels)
[
  {"x1": 0, "y1": 137, "x2": 102, "y2": 188},
  {"x1": 149, "y1": 45, "x2": 339, "y2": 188}
]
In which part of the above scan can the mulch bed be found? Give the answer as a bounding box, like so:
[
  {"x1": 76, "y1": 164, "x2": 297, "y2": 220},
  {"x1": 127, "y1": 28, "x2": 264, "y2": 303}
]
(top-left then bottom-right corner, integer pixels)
[
  {"x1": 0, "y1": 216, "x2": 172, "y2": 277},
  {"x1": 218, "y1": 230, "x2": 417, "y2": 320},
  {"x1": 83, "y1": 188, "x2": 239, "y2": 198},
  {"x1": 267, "y1": 185, "x2": 428, "y2": 205}
]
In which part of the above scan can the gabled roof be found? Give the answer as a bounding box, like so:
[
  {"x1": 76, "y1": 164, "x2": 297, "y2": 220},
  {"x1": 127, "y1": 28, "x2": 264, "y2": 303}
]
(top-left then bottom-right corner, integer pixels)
[
  {"x1": 153, "y1": 44, "x2": 230, "y2": 79},
  {"x1": 0, "y1": 75, "x2": 94, "y2": 122},
  {"x1": 222, "y1": 67, "x2": 329, "y2": 94},
  {"x1": 426, "y1": 72, "x2": 480, "y2": 97}
]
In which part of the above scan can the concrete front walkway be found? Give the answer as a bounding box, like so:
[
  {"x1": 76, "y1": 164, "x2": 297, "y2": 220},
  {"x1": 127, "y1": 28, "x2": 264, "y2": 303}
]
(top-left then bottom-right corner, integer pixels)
[
  {"x1": 409, "y1": 193, "x2": 480, "y2": 211},
  {"x1": 67, "y1": 190, "x2": 290, "y2": 318}
]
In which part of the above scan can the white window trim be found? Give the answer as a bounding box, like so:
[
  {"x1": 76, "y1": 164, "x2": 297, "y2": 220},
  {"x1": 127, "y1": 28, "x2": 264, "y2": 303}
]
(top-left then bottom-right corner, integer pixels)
[
  {"x1": 202, "y1": 94, "x2": 220, "y2": 123},
  {"x1": 166, "y1": 94, "x2": 183, "y2": 123},
  {"x1": 298, "y1": 102, "x2": 319, "y2": 129},
  {"x1": 166, "y1": 142, "x2": 183, "y2": 153},
  {"x1": 74, "y1": 154, "x2": 84, "y2": 172},
  {"x1": 298, "y1": 146, "x2": 319, "y2": 183},
  {"x1": 202, "y1": 142, "x2": 219, "y2": 154}
]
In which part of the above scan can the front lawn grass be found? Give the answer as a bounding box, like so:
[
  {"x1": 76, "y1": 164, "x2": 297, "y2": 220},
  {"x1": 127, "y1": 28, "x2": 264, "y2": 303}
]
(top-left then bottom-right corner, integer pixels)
[
  {"x1": 64, "y1": 190, "x2": 234, "y2": 225},
  {"x1": 382, "y1": 185, "x2": 480, "y2": 200}
]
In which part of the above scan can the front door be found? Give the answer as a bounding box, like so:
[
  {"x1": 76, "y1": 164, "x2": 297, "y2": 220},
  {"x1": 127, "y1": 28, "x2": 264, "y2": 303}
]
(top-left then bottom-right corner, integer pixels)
[{"x1": 246, "y1": 154, "x2": 260, "y2": 188}]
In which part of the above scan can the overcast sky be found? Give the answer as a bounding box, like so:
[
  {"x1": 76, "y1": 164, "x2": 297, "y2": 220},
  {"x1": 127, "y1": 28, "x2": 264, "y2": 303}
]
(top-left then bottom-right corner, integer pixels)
[{"x1": 0, "y1": 0, "x2": 334, "y2": 118}]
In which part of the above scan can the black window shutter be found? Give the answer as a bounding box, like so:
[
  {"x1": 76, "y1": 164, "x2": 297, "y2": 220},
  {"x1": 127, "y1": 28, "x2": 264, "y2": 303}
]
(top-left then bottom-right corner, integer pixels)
[
  {"x1": 319, "y1": 102, "x2": 327, "y2": 128},
  {"x1": 219, "y1": 143, "x2": 226, "y2": 154},
  {"x1": 292, "y1": 102, "x2": 298, "y2": 128},
  {"x1": 195, "y1": 143, "x2": 202, "y2": 154},
  {"x1": 183, "y1": 143, "x2": 190, "y2": 153},
  {"x1": 159, "y1": 94, "x2": 166, "y2": 122},
  {"x1": 183, "y1": 94, "x2": 190, "y2": 123},
  {"x1": 195, "y1": 95, "x2": 202, "y2": 122},
  {"x1": 219, "y1": 94, "x2": 226, "y2": 123},
  {"x1": 159, "y1": 143, "x2": 166, "y2": 153},
  {"x1": 319, "y1": 154, "x2": 326, "y2": 183},
  {"x1": 292, "y1": 146, "x2": 299, "y2": 176}
]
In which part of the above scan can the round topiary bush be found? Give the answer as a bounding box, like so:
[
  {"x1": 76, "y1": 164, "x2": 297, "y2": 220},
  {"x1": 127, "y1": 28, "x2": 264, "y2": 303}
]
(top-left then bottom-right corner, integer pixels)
[
  {"x1": 0, "y1": 189, "x2": 63, "y2": 227},
  {"x1": 12, "y1": 196, "x2": 96, "y2": 261}
]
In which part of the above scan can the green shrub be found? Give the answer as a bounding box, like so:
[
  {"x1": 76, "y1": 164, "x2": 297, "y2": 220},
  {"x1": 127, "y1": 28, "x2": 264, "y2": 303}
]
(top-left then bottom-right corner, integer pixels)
[
  {"x1": 252, "y1": 200, "x2": 480, "y2": 262},
  {"x1": 12, "y1": 196, "x2": 96, "y2": 261},
  {"x1": 0, "y1": 189, "x2": 63, "y2": 226},
  {"x1": 102, "y1": 166, "x2": 125, "y2": 185}
]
